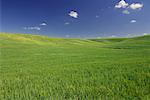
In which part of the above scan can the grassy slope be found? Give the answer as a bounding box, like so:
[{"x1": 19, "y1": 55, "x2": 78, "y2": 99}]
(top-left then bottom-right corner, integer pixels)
[{"x1": 0, "y1": 33, "x2": 150, "y2": 99}]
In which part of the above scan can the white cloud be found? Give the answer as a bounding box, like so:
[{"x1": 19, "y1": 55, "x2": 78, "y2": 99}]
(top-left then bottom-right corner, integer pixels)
[
  {"x1": 40, "y1": 22, "x2": 47, "y2": 26},
  {"x1": 115, "y1": 0, "x2": 144, "y2": 11},
  {"x1": 129, "y1": 3, "x2": 143, "y2": 10},
  {"x1": 23, "y1": 27, "x2": 41, "y2": 31},
  {"x1": 130, "y1": 20, "x2": 136, "y2": 23},
  {"x1": 69, "y1": 11, "x2": 78, "y2": 18},
  {"x1": 122, "y1": 10, "x2": 130, "y2": 14},
  {"x1": 115, "y1": 0, "x2": 129, "y2": 8}
]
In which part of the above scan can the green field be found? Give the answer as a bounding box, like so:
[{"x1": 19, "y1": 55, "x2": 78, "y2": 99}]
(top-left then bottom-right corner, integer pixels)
[{"x1": 0, "y1": 33, "x2": 150, "y2": 100}]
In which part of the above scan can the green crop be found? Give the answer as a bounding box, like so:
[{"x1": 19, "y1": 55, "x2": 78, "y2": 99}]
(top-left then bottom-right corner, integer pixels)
[{"x1": 0, "y1": 33, "x2": 150, "y2": 100}]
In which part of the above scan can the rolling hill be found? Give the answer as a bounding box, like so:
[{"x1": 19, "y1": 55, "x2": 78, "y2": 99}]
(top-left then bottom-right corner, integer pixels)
[{"x1": 0, "y1": 33, "x2": 150, "y2": 99}]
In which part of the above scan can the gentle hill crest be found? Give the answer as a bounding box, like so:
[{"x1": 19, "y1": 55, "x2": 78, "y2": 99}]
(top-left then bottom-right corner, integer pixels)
[
  {"x1": 0, "y1": 33, "x2": 102, "y2": 46},
  {"x1": 0, "y1": 33, "x2": 150, "y2": 47}
]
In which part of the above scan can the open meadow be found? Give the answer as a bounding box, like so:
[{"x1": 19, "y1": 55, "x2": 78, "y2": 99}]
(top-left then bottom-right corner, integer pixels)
[{"x1": 0, "y1": 33, "x2": 150, "y2": 99}]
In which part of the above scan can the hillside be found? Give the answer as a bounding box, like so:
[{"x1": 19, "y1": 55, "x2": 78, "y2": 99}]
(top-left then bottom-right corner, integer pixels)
[
  {"x1": 1, "y1": 33, "x2": 149, "y2": 47},
  {"x1": 0, "y1": 33, "x2": 103, "y2": 47},
  {"x1": 0, "y1": 33, "x2": 150, "y2": 99}
]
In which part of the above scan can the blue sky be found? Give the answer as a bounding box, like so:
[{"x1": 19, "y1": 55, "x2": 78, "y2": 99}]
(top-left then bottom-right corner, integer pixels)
[{"x1": 1, "y1": 0, "x2": 150, "y2": 38}]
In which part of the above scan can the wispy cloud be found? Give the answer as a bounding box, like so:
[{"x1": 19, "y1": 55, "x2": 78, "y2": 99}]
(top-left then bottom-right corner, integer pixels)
[
  {"x1": 65, "y1": 35, "x2": 70, "y2": 38},
  {"x1": 23, "y1": 22, "x2": 47, "y2": 31},
  {"x1": 23, "y1": 27, "x2": 41, "y2": 31},
  {"x1": 96, "y1": 15, "x2": 99, "y2": 18},
  {"x1": 64, "y1": 22, "x2": 70, "y2": 25},
  {"x1": 127, "y1": 33, "x2": 149, "y2": 37},
  {"x1": 69, "y1": 10, "x2": 78, "y2": 18}
]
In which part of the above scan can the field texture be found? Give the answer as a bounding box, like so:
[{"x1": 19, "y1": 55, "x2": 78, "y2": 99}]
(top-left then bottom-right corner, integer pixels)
[{"x1": 0, "y1": 33, "x2": 150, "y2": 100}]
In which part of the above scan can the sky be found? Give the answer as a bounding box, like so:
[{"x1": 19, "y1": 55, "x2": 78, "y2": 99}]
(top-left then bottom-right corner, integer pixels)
[{"x1": 1, "y1": 0, "x2": 150, "y2": 38}]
